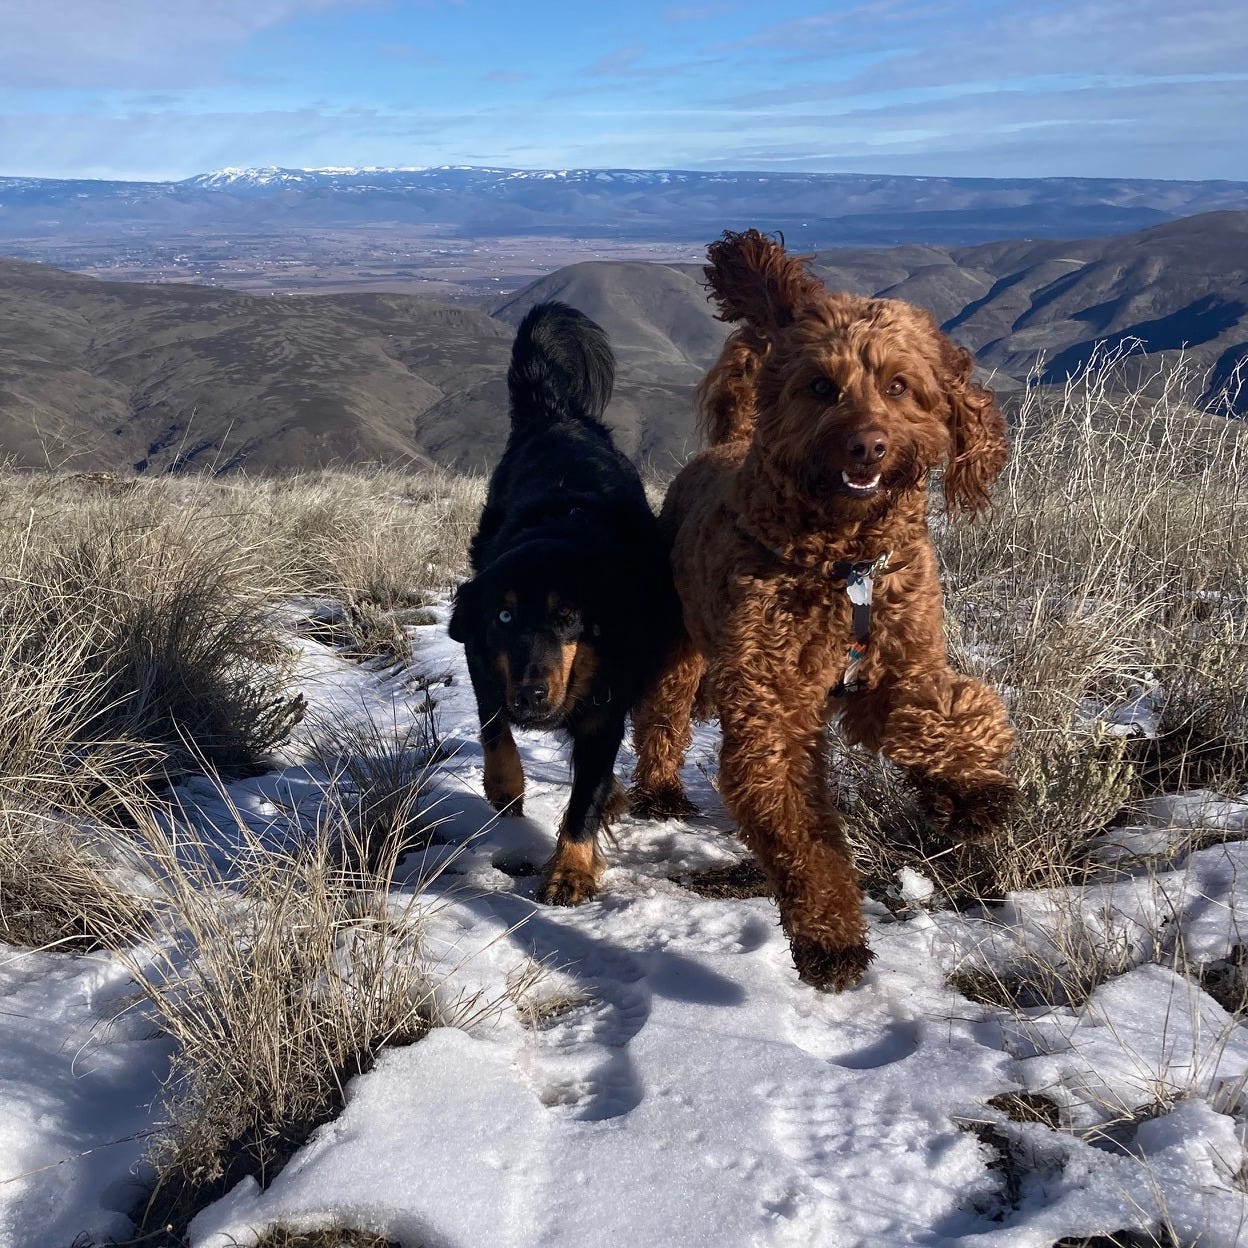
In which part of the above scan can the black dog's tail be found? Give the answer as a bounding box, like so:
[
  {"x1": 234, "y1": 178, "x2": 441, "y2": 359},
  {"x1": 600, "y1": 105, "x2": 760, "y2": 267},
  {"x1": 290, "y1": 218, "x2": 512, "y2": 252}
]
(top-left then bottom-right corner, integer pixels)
[{"x1": 507, "y1": 301, "x2": 615, "y2": 434}]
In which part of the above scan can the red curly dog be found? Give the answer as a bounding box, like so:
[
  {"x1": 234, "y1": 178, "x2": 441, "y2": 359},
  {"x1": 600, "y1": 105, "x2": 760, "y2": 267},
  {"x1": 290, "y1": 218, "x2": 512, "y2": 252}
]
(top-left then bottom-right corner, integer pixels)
[{"x1": 632, "y1": 229, "x2": 1016, "y2": 992}]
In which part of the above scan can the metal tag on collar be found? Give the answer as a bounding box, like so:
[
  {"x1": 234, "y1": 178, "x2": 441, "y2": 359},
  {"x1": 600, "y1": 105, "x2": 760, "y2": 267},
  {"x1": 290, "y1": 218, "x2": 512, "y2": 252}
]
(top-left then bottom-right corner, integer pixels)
[
  {"x1": 844, "y1": 552, "x2": 890, "y2": 645},
  {"x1": 845, "y1": 564, "x2": 874, "y2": 608},
  {"x1": 845, "y1": 552, "x2": 890, "y2": 606}
]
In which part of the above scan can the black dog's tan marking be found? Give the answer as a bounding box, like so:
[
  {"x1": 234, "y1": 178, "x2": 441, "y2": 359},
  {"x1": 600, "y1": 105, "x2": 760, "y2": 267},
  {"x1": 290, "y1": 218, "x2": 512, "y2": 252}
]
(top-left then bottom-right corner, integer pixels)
[
  {"x1": 449, "y1": 302, "x2": 677, "y2": 906},
  {"x1": 541, "y1": 834, "x2": 605, "y2": 907},
  {"x1": 482, "y1": 718, "x2": 524, "y2": 814}
]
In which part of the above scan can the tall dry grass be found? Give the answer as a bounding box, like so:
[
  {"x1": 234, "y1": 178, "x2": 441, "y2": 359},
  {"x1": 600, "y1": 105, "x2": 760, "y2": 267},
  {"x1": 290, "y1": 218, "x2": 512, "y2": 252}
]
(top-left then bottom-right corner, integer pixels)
[
  {"x1": 0, "y1": 466, "x2": 481, "y2": 950},
  {"x1": 118, "y1": 774, "x2": 448, "y2": 1245},
  {"x1": 0, "y1": 465, "x2": 487, "y2": 1240}
]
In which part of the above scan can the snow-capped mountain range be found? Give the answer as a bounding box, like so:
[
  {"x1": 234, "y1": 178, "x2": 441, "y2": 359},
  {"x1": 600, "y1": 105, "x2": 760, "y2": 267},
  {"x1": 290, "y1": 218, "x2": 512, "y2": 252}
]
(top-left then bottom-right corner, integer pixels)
[{"x1": 2, "y1": 165, "x2": 1247, "y2": 247}]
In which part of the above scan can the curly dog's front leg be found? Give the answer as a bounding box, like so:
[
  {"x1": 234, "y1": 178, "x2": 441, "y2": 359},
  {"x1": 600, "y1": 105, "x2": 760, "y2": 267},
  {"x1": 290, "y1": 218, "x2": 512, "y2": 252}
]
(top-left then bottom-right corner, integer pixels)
[
  {"x1": 718, "y1": 689, "x2": 873, "y2": 992},
  {"x1": 850, "y1": 670, "x2": 1016, "y2": 841}
]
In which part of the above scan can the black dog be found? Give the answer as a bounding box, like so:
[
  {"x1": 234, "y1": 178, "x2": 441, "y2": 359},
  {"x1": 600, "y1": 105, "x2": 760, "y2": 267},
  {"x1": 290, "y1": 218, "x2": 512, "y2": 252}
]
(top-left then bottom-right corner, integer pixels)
[{"x1": 449, "y1": 302, "x2": 676, "y2": 905}]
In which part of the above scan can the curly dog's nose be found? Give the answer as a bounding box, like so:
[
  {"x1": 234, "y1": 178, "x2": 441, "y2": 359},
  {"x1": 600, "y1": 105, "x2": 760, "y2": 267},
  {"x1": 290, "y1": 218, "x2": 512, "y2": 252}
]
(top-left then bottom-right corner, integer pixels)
[{"x1": 847, "y1": 428, "x2": 889, "y2": 463}]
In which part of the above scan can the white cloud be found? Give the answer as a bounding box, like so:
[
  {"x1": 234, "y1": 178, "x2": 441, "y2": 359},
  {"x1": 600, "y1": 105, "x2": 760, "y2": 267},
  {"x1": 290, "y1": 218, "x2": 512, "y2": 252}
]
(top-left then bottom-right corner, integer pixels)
[
  {"x1": 0, "y1": 0, "x2": 372, "y2": 89},
  {"x1": 720, "y1": 0, "x2": 1248, "y2": 86},
  {"x1": 0, "y1": 104, "x2": 475, "y2": 181}
]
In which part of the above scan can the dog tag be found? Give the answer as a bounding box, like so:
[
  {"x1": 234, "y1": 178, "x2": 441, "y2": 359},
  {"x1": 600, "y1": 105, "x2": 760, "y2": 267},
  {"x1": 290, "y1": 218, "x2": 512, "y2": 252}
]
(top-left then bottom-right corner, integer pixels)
[{"x1": 845, "y1": 567, "x2": 874, "y2": 608}]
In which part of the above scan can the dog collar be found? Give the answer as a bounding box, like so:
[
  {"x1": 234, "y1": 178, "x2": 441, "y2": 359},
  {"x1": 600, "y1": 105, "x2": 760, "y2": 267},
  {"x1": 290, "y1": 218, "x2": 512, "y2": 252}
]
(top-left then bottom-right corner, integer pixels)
[
  {"x1": 735, "y1": 520, "x2": 890, "y2": 696},
  {"x1": 832, "y1": 553, "x2": 891, "y2": 696}
]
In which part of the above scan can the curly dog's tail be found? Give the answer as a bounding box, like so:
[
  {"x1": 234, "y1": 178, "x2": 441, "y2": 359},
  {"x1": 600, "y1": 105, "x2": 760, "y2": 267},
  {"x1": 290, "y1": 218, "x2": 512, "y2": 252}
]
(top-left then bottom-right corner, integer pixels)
[
  {"x1": 696, "y1": 324, "x2": 768, "y2": 447},
  {"x1": 507, "y1": 301, "x2": 615, "y2": 434}
]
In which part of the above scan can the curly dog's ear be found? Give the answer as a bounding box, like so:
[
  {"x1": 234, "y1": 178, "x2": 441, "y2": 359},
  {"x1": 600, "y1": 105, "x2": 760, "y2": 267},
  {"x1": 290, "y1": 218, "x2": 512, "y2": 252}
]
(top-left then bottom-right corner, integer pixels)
[
  {"x1": 704, "y1": 229, "x2": 824, "y2": 334},
  {"x1": 447, "y1": 576, "x2": 481, "y2": 644},
  {"x1": 938, "y1": 337, "x2": 1008, "y2": 517}
]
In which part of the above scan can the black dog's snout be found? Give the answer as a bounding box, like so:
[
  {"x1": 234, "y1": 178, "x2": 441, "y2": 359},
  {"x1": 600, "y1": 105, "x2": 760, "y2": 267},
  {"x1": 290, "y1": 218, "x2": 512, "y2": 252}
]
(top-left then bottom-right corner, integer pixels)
[
  {"x1": 847, "y1": 428, "x2": 889, "y2": 463},
  {"x1": 513, "y1": 682, "x2": 550, "y2": 716}
]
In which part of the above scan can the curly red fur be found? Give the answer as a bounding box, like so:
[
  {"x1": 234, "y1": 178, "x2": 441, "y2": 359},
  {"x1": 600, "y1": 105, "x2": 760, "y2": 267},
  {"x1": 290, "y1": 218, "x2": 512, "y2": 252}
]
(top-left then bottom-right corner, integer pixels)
[
  {"x1": 695, "y1": 325, "x2": 767, "y2": 446},
  {"x1": 633, "y1": 230, "x2": 1016, "y2": 992},
  {"x1": 937, "y1": 337, "x2": 1008, "y2": 514},
  {"x1": 704, "y1": 229, "x2": 825, "y2": 331}
]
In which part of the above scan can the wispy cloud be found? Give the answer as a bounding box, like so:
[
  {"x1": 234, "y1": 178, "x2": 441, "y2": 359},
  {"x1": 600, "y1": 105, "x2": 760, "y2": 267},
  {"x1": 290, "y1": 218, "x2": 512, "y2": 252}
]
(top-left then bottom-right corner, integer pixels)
[
  {"x1": 0, "y1": 0, "x2": 370, "y2": 89},
  {"x1": 581, "y1": 44, "x2": 650, "y2": 78},
  {"x1": 0, "y1": 0, "x2": 1242, "y2": 180},
  {"x1": 0, "y1": 102, "x2": 480, "y2": 181}
]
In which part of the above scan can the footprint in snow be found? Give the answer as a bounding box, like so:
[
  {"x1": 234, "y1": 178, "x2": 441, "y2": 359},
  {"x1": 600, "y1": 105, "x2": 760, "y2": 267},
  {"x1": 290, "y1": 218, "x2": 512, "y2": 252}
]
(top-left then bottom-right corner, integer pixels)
[
  {"x1": 786, "y1": 1000, "x2": 921, "y2": 1070},
  {"x1": 637, "y1": 904, "x2": 773, "y2": 958},
  {"x1": 525, "y1": 981, "x2": 650, "y2": 1122},
  {"x1": 509, "y1": 918, "x2": 652, "y2": 1122}
]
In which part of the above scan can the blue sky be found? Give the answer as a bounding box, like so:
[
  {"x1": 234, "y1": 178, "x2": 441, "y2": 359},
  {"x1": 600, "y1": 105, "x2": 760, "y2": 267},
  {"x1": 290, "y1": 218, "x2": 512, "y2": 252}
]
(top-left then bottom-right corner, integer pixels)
[{"x1": 0, "y1": 0, "x2": 1244, "y2": 182}]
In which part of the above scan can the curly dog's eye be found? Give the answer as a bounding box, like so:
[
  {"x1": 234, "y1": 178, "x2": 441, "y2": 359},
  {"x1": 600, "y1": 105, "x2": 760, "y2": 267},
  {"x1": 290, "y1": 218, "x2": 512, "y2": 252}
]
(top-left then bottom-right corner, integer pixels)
[
  {"x1": 498, "y1": 609, "x2": 513, "y2": 624},
  {"x1": 810, "y1": 377, "x2": 839, "y2": 400},
  {"x1": 885, "y1": 377, "x2": 908, "y2": 398}
]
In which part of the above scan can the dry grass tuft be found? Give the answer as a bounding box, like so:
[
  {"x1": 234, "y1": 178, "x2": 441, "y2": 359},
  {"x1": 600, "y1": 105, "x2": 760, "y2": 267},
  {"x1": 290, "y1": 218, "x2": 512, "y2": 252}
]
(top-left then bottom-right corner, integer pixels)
[
  {"x1": 253, "y1": 1228, "x2": 402, "y2": 1248},
  {"x1": 118, "y1": 780, "x2": 445, "y2": 1246},
  {"x1": 305, "y1": 705, "x2": 447, "y2": 872},
  {"x1": 231, "y1": 466, "x2": 484, "y2": 606},
  {"x1": 0, "y1": 806, "x2": 148, "y2": 949},
  {"x1": 986, "y1": 1090, "x2": 1063, "y2": 1129},
  {"x1": 0, "y1": 500, "x2": 304, "y2": 799}
]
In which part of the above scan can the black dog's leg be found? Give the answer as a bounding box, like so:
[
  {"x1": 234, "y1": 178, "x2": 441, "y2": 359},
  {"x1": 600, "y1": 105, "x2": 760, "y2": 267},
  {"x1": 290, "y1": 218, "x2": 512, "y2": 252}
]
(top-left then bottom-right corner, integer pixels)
[
  {"x1": 466, "y1": 654, "x2": 525, "y2": 815},
  {"x1": 537, "y1": 713, "x2": 627, "y2": 906},
  {"x1": 482, "y1": 713, "x2": 525, "y2": 816}
]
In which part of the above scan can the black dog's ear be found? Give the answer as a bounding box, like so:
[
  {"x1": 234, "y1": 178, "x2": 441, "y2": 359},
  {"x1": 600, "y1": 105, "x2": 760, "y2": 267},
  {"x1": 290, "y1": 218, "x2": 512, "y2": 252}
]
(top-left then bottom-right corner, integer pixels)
[{"x1": 448, "y1": 577, "x2": 481, "y2": 644}]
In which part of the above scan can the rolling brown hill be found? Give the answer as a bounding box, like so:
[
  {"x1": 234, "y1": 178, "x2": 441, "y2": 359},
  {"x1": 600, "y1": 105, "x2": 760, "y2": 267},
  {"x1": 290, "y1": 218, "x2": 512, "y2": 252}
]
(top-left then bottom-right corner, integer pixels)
[
  {"x1": 0, "y1": 261, "x2": 516, "y2": 473},
  {"x1": 1, "y1": 211, "x2": 1244, "y2": 476},
  {"x1": 499, "y1": 211, "x2": 1248, "y2": 419}
]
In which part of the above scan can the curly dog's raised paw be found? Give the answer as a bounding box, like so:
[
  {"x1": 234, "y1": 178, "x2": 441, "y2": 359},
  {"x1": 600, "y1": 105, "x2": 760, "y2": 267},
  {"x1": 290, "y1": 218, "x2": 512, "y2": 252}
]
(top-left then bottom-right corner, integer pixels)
[
  {"x1": 920, "y1": 777, "x2": 1017, "y2": 843},
  {"x1": 629, "y1": 783, "x2": 700, "y2": 821},
  {"x1": 789, "y1": 938, "x2": 875, "y2": 992}
]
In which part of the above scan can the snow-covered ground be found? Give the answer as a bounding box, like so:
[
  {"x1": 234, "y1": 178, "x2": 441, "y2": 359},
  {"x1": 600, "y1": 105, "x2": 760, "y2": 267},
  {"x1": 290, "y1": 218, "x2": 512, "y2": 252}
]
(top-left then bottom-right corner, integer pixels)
[{"x1": 3, "y1": 606, "x2": 1247, "y2": 1248}]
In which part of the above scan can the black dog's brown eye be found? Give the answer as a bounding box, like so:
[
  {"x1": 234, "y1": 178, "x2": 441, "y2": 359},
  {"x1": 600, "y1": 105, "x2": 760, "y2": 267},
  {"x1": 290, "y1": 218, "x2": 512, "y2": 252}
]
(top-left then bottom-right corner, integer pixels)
[
  {"x1": 811, "y1": 377, "x2": 838, "y2": 400},
  {"x1": 885, "y1": 377, "x2": 908, "y2": 397},
  {"x1": 498, "y1": 609, "x2": 513, "y2": 624}
]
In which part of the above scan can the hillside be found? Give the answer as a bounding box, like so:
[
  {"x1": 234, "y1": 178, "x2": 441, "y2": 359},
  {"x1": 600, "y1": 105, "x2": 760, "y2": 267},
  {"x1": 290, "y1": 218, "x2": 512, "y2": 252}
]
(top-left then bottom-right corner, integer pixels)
[
  {"x1": 1, "y1": 211, "x2": 1244, "y2": 474},
  {"x1": 500, "y1": 211, "x2": 1248, "y2": 420},
  {"x1": 0, "y1": 261, "x2": 513, "y2": 473}
]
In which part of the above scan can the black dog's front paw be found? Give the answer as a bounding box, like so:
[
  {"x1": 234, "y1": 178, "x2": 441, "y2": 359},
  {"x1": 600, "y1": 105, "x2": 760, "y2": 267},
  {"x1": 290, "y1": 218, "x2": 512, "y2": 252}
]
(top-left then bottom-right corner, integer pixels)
[
  {"x1": 485, "y1": 790, "x2": 524, "y2": 817},
  {"x1": 537, "y1": 868, "x2": 600, "y2": 906},
  {"x1": 537, "y1": 839, "x2": 604, "y2": 906}
]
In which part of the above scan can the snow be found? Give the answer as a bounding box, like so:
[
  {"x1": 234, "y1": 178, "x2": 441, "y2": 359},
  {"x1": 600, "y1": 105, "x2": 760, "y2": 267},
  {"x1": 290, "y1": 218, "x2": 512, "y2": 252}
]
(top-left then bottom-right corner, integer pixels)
[
  {"x1": 2, "y1": 603, "x2": 1247, "y2": 1247},
  {"x1": 0, "y1": 951, "x2": 169, "y2": 1247}
]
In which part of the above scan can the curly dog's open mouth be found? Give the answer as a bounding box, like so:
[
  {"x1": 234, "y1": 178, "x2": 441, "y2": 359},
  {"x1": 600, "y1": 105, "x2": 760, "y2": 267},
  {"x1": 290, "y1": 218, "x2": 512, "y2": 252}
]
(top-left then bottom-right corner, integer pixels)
[{"x1": 840, "y1": 469, "x2": 883, "y2": 497}]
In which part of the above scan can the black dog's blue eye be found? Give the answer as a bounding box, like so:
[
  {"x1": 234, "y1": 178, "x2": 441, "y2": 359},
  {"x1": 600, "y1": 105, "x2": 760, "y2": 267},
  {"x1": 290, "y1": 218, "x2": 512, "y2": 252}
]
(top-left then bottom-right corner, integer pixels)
[{"x1": 498, "y1": 609, "x2": 513, "y2": 624}]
